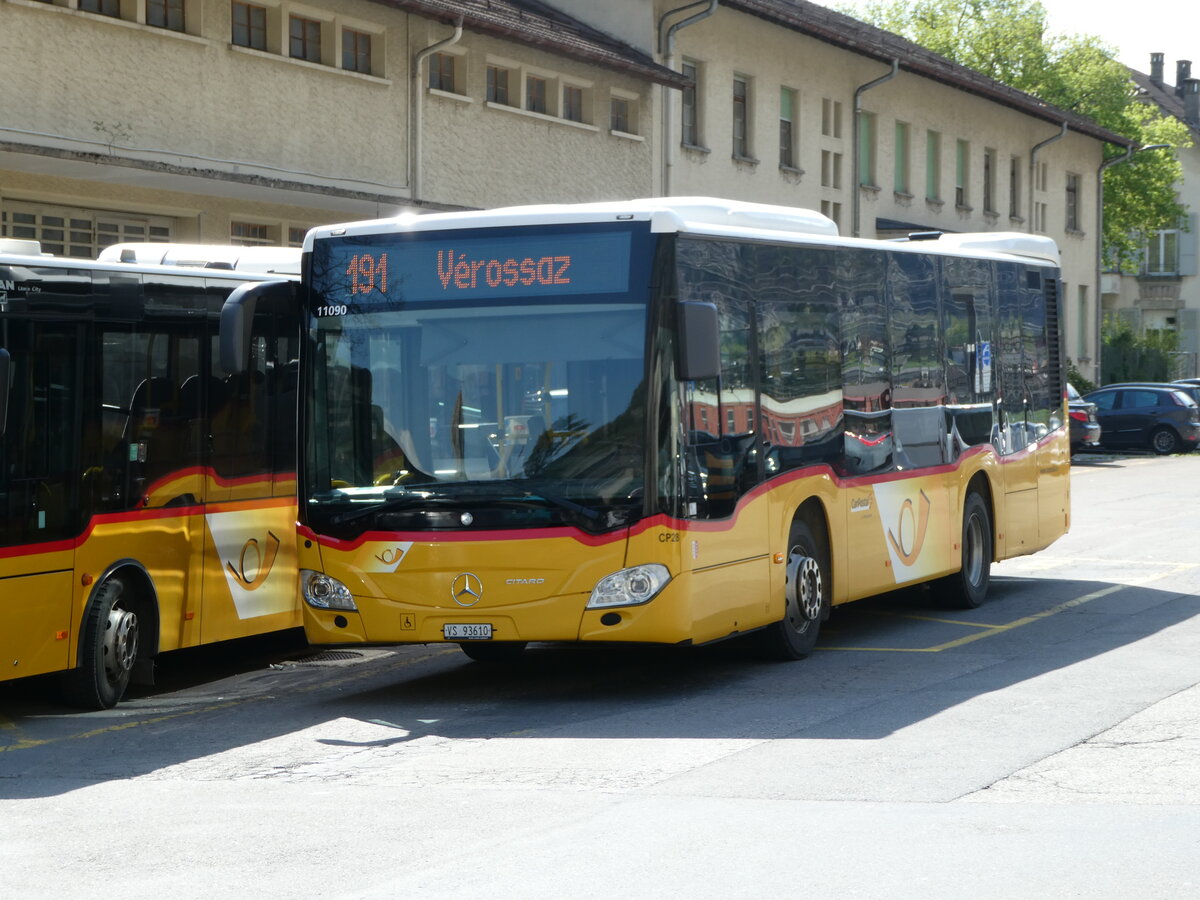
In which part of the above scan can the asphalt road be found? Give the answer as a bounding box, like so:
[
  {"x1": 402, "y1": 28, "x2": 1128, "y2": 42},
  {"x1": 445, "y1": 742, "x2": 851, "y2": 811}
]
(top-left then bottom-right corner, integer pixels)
[{"x1": 3, "y1": 452, "x2": 1199, "y2": 898}]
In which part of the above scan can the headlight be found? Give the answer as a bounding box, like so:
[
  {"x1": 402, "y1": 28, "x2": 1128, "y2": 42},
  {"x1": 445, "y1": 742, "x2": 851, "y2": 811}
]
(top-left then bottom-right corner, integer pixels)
[
  {"x1": 300, "y1": 569, "x2": 357, "y2": 611},
  {"x1": 587, "y1": 564, "x2": 670, "y2": 609}
]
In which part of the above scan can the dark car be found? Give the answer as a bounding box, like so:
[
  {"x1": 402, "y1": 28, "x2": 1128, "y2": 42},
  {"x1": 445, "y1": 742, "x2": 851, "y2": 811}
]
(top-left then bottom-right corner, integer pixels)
[
  {"x1": 1066, "y1": 383, "x2": 1100, "y2": 453},
  {"x1": 1083, "y1": 384, "x2": 1200, "y2": 454}
]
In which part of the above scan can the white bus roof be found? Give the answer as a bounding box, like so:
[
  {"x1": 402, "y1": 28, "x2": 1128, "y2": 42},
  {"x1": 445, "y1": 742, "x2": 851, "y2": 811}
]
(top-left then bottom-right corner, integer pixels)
[
  {"x1": 306, "y1": 196, "x2": 1060, "y2": 266},
  {"x1": 98, "y1": 243, "x2": 301, "y2": 275}
]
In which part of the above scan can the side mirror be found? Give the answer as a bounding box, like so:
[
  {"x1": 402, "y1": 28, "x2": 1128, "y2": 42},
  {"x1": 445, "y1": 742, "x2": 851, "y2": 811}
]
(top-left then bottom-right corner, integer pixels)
[
  {"x1": 219, "y1": 280, "x2": 294, "y2": 374},
  {"x1": 676, "y1": 301, "x2": 720, "y2": 381},
  {"x1": 0, "y1": 349, "x2": 9, "y2": 436}
]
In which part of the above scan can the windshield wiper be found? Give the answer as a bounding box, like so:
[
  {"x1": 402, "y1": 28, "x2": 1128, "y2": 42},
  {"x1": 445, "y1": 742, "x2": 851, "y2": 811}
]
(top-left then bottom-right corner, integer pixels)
[{"x1": 329, "y1": 490, "x2": 460, "y2": 526}]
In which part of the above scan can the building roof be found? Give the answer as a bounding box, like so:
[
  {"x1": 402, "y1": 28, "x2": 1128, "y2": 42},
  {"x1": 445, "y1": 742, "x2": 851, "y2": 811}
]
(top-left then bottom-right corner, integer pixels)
[
  {"x1": 368, "y1": 0, "x2": 690, "y2": 88},
  {"x1": 1129, "y1": 68, "x2": 1200, "y2": 138},
  {"x1": 722, "y1": 0, "x2": 1134, "y2": 148}
]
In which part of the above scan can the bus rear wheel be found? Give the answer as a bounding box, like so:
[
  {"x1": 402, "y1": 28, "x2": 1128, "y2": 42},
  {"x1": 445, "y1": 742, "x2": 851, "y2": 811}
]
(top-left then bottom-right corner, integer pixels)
[
  {"x1": 932, "y1": 491, "x2": 991, "y2": 609},
  {"x1": 758, "y1": 519, "x2": 829, "y2": 660},
  {"x1": 60, "y1": 576, "x2": 139, "y2": 710}
]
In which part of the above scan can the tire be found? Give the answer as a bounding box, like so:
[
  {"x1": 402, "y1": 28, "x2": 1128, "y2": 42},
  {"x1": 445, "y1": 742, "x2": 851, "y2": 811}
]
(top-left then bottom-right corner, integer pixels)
[
  {"x1": 1150, "y1": 426, "x2": 1180, "y2": 455},
  {"x1": 931, "y1": 491, "x2": 991, "y2": 609},
  {"x1": 757, "y1": 519, "x2": 829, "y2": 661},
  {"x1": 60, "y1": 576, "x2": 139, "y2": 710},
  {"x1": 459, "y1": 641, "x2": 528, "y2": 664}
]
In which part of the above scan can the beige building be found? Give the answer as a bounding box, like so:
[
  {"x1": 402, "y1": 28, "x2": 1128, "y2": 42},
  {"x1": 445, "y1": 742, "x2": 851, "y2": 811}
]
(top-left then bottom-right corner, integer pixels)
[
  {"x1": 2, "y1": 0, "x2": 1134, "y2": 372},
  {"x1": 0, "y1": 0, "x2": 682, "y2": 249},
  {"x1": 1106, "y1": 55, "x2": 1200, "y2": 379}
]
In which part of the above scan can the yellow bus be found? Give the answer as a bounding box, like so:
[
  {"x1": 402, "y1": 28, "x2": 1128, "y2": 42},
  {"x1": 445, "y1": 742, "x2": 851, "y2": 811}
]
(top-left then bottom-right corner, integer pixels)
[
  {"x1": 225, "y1": 198, "x2": 1069, "y2": 664},
  {"x1": 0, "y1": 240, "x2": 302, "y2": 708}
]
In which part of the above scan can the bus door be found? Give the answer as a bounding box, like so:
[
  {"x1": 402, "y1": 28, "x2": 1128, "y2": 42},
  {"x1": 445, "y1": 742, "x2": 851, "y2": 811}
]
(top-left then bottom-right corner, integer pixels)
[
  {"x1": 680, "y1": 289, "x2": 770, "y2": 638},
  {"x1": 201, "y1": 282, "x2": 299, "y2": 644},
  {"x1": 0, "y1": 319, "x2": 82, "y2": 679},
  {"x1": 85, "y1": 274, "x2": 209, "y2": 652}
]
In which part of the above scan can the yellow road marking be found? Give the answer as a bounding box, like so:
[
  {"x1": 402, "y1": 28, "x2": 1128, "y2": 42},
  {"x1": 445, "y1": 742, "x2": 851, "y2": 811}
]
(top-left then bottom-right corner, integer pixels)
[
  {"x1": 0, "y1": 645, "x2": 458, "y2": 755},
  {"x1": 819, "y1": 583, "x2": 1128, "y2": 654},
  {"x1": 872, "y1": 612, "x2": 1007, "y2": 628}
]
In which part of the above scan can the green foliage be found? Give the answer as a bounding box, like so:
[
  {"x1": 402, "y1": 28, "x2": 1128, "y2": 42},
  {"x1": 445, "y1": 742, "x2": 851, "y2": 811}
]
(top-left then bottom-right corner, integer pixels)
[
  {"x1": 1066, "y1": 359, "x2": 1095, "y2": 394},
  {"x1": 1099, "y1": 314, "x2": 1178, "y2": 383},
  {"x1": 849, "y1": 0, "x2": 1190, "y2": 264}
]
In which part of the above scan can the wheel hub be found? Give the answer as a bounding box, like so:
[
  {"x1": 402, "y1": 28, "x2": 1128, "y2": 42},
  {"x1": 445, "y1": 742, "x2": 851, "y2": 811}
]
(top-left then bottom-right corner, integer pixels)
[
  {"x1": 786, "y1": 550, "x2": 823, "y2": 622},
  {"x1": 103, "y1": 608, "x2": 139, "y2": 680}
]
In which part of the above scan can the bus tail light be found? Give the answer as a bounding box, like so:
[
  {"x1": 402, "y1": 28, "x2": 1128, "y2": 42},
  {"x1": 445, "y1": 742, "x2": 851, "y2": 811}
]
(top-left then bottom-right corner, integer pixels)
[
  {"x1": 587, "y1": 564, "x2": 670, "y2": 609},
  {"x1": 300, "y1": 569, "x2": 357, "y2": 611}
]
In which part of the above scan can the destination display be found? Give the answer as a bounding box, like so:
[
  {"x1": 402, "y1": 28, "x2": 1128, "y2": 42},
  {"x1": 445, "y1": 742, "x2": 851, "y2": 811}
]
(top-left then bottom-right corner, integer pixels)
[{"x1": 312, "y1": 228, "x2": 635, "y2": 313}]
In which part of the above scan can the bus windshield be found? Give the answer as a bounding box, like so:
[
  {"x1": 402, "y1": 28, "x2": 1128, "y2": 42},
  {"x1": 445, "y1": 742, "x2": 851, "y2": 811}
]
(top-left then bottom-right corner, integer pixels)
[{"x1": 305, "y1": 224, "x2": 655, "y2": 535}]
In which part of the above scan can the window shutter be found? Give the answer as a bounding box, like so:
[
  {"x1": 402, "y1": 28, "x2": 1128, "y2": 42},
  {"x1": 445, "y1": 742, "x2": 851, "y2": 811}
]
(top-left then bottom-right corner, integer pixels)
[{"x1": 1179, "y1": 213, "x2": 1198, "y2": 276}]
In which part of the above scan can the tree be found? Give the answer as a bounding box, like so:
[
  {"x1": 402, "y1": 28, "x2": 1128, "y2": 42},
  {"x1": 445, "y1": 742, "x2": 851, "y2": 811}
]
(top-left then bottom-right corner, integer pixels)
[{"x1": 852, "y1": 0, "x2": 1191, "y2": 269}]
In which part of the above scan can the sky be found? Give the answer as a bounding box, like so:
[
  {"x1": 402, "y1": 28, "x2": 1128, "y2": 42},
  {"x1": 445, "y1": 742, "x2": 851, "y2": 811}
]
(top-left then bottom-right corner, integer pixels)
[{"x1": 814, "y1": 0, "x2": 1197, "y2": 76}]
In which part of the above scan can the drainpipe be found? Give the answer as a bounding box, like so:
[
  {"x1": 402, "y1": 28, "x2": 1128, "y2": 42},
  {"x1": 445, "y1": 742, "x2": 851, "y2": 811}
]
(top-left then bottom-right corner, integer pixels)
[
  {"x1": 1093, "y1": 142, "x2": 1170, "y2": 384},
  {"x1": 657, "y1": 0, "x2": 718, "y2": 197},
  {"x1": 1026, "y1": 122, "x2": 1067, "y2": 235},
  {"x1": 851, "y1": 59, "x2": 899, "y2": 238},
  {"x1": 410, "y1": 17, "x2": 463, "y2": 205}
]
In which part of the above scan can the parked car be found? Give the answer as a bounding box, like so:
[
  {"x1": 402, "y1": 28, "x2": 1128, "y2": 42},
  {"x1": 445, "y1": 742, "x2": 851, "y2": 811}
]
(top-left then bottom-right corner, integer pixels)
[
  {"x1": 1083, "y1": 384, "x2": 1200, "y2": 454},
  {"x1": 1108, "y1": 381, "x2": 1200, "y2": 407},
  {"x1": 1066, "y1": 383, "x2": 1101, "y2": 453},
  {"x1": 1174, "y1": 377, "x2": 1200, "y2": 388}
]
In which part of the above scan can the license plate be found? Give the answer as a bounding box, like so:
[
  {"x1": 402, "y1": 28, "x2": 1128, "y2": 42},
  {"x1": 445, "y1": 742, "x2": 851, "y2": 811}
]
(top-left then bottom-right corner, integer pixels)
[{"x1": 444, "y1": 623, "x2": 492, "y2": 640}]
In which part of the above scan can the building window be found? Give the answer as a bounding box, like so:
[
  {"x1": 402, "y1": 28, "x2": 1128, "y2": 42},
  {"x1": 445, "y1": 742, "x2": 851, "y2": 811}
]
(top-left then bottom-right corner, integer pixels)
[
  {"x1": 955, "y1": 139, "x2": 969, "y2": 207},
  {"x1": 288, "y1": 227, "x2": 308, "y2": 247},
  {"x1": 526, "y1": 75, "x2": 547, "y2": 114},
  {"x1": 611, "y1": 96, "x2": 631, "y2": 134},
  {"x1": 342, "y1": 29, "x2": 371, "y2": 74},
  {"x1": 681, "y1": 60, "x2": 700, "y2": 147},
  {"x1": 289, "y1": 15, "x2": 322, "y2": 63},
  {"x1": 821, "y1": 150, "x2": 842, "y2": 189},
  {"x1": 983, "y1": 148, "x2": 997, "y2": 213},
  {"x1": 80, "y1": 0, "x2": 120, "y2": 16},
  {"x1": 1009, "y1": 155, "x2": 1021, "y2": 218},
  {"x1": 894, "y1": 121, "x2": 909, "y2": 194},
  {"x1": 779, "y1": 88, "x2": 796, "y2": 169},
  {"x1": 232, "y1": 2, "x2": 267, "y2": 50},
  {"x1": 1034, "y1": 201, "x2": 1048, "y2": 233},
  {"x1": 1146, "y1": 229, "x2": 1180, "y2": 275},
  {"x1": 429, "y1": 52, "x2": 456, "y2": 92},
  {"x1": 2, "y1": 202, "x2": 172, "y2": 258},
  {"x1": 563, "y1": 85, "x2": 584, "y2": 123},
  {"x1": 487, "y1": 65, "x2": 511, "y2": 105},
  {"x1": 147, "y1": 0, "x2": 185, "y2": 31},
  {"x1": 926, "y1": 130, "x2": 941, "y2": 201},
  {"x1": 231, "y1": 222, "x2": 274, "y2": 246},
  {"x1": 857, "y1": 111, "x2": 876, "y2": 186},
  {"x1": 732, "y1": 75, "x2": 750, "y2": 159},
  {"x1": 821, "y1": 98, "x2": 842, "y2": 138},
  {"x1": 820, "y1": 200, "x2": 842, "y2": 229},
  {"x1": 1065, "y1": 172, "x2": 1080, "y2": 231},
  {"x1": 1077, "y1": 287, "x2": 1089, "y2": 359}
]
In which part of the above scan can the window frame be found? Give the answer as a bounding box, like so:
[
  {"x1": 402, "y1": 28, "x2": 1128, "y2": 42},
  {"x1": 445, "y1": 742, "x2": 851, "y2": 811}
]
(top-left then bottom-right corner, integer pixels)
[
  {"x1": 288, "y1": 13, "x2": 323, "y2": 64},
  {"x1": 779, "y1": 87, "x2": 797, "y2": 170},
  {"x1": 231, "y1": 1, "x2": 268, "y2": 50},
  {"x1": 894, "y1": 121, "x2": 910, "y2": 194}
]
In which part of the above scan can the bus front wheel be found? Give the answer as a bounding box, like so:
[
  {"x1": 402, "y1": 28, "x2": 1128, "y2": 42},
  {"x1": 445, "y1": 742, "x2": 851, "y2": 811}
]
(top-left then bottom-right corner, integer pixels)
[
  {"x1": 932, "y1": 491, "x2": 991, "y2": 609},
  {"x1": 758, "y1": 519, "x2": 829, "y2": 660},
  {"x1": 60, "y1": 575, "x2": 139, "y2": 710}
]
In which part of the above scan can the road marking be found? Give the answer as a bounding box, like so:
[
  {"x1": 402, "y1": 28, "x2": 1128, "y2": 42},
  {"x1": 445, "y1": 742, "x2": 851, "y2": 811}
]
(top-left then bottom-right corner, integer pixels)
[
  {"x1": 0, "y1": 645, "x2": 458, "y2": 755},
  {"x1": 819, "y1": 583, "x2": 1128, "y2": 653}
]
